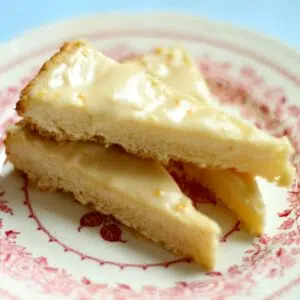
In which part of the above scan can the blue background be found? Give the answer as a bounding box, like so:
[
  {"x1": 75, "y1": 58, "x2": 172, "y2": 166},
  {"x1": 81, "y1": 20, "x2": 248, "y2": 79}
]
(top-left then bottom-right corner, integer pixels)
[{"x1": 0, "y1": 0, "x2": 299, "y2": 48}]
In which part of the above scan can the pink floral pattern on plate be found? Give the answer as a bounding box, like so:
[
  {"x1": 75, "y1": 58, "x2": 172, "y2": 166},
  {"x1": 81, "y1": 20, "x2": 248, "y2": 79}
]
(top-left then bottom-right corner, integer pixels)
[
  {"x1": 0, "y1": 288, "x2": 19, "y2": 300},
  {"x1": 0, "y1": 188, "x2": 13, "y2": 215},
  {"x1": 78, "y1": 211, "x2": 126, "y2": 243}
]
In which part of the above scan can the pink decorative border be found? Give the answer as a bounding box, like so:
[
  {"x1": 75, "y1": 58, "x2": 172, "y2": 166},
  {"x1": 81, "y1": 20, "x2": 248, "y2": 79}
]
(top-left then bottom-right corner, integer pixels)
[
  {"x1": 0, "y1": 30, "x2": 300, "y2": 299},
  {"x1": 265, "y1": 274, "x2": 300, "y2": 300},
  {"x1": 0, "y1": 288, "x2": 19, "y2": 300}
]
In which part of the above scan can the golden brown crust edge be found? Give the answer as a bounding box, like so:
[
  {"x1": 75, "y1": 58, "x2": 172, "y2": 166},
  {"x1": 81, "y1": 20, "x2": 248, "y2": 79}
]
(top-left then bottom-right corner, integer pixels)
[
  {"x1": 27, "y1": 120, "x2": 165, "y2": 162},
  {"x1": 17, "y1": 40, "x2": 89, "y2": 117}
]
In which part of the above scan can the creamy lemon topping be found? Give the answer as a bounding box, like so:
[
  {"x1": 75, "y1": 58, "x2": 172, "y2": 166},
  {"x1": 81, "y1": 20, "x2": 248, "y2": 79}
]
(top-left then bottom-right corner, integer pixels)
[
  {"x1": 28, "y1": 43, "x2": 281, "y2": 141},
  {"x1": 125, "y1": 47, "x2": 212, "y2": 102}
]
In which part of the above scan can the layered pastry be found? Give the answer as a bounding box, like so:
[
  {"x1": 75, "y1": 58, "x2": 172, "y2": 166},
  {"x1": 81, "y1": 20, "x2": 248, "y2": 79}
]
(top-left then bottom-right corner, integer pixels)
[
  {"x1": 5, "y1": 123, "x2": 221, "y2": 270},
  {"x1": 17, "y1": 41, "x2": 294, "y2": 186},
  {"x1": 127, "y1": 48, "x2": 265, "y2": 236}
]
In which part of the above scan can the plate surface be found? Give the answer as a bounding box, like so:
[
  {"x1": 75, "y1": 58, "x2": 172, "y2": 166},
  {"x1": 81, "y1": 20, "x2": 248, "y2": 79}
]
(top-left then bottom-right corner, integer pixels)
[{"x1": 0, "y1": 13, "x2": 300, "y2": 300}]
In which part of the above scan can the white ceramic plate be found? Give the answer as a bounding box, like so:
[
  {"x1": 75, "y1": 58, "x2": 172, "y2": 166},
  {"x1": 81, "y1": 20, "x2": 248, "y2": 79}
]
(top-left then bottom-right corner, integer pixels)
[{"x1": 0, "y1": 13, "x2": 300, "y2": 300}]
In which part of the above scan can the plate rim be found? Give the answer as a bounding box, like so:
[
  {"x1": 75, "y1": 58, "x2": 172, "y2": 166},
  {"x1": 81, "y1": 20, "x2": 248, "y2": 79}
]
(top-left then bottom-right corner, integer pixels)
[{"x1": 0, "y1": 12, "x2": 299, "y2": 64}]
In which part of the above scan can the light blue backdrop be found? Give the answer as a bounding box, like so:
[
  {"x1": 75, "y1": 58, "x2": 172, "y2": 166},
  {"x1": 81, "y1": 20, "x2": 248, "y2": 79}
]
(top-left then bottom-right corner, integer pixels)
[{"x1": 1, "y1": 0, "x2": 299, "y2": 48}]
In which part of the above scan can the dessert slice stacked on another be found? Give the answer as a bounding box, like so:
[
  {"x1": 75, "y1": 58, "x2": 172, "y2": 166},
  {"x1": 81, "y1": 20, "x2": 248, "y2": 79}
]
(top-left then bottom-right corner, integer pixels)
[
  {"x1": 5, "y1": 41, "x2": 295, "y2": 270},
  {"x1": 17, "y1": 41, "x2": 294, "y2": 186}
]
